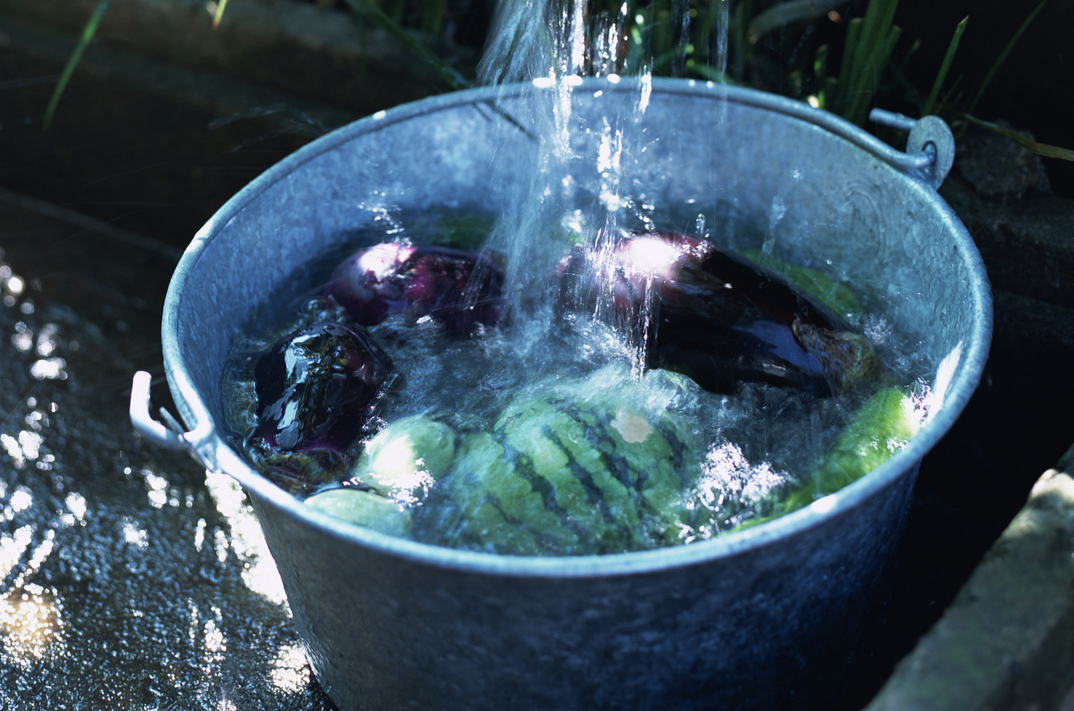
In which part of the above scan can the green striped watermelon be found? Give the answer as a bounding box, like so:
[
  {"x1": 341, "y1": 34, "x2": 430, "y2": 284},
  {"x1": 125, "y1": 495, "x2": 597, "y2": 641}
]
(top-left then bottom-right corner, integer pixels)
[{"x1": 435, "y1": 366, "x2": 704, "y2": 555}]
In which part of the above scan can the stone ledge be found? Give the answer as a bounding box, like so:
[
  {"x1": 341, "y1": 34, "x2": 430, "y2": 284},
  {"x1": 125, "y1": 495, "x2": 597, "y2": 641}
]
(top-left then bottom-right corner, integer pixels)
[{"x1": 864, "y1": 445, "x2": 1074, "y2": 711}]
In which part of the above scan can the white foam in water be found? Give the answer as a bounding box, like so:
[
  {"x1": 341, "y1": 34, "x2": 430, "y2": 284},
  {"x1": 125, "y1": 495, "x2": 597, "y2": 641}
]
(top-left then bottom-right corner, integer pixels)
[{"x1": 915, "y1": 340, "x2": 963, "y2": 424}]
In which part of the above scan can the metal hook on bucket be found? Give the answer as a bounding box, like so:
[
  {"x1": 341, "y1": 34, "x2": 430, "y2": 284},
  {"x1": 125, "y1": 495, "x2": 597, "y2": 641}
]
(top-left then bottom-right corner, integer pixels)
[
  {"x1": 130, "y1": 370, "x2": 220, "y2": 472},
  {"x1": 870, "y1": 109, "x2": 956, "y2": 190},
  {"x1": 131, "y1": 371, "x2": 270, "y2": 494},
  {"x1": 130, "y1": 370, "x2": 188, "y2": 450}
]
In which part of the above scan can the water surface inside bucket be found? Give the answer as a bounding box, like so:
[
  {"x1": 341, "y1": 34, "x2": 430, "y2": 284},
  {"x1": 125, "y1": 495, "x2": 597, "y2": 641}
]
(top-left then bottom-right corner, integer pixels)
[
  {"x1": 219, "y1": 193, "x2": 932, "y2": 555},
  {"x1": 167, "y1": 80, "x2": 990, "y2": 559}
]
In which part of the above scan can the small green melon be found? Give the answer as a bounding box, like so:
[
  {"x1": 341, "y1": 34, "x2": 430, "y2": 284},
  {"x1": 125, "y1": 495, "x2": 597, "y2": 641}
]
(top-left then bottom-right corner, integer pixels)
[
  {"x1": 305, "y1": 487, "x2": 412, "y2": 537},
  {"x1": 352, "y1": 415, "x2": 456, "y2": 496}
]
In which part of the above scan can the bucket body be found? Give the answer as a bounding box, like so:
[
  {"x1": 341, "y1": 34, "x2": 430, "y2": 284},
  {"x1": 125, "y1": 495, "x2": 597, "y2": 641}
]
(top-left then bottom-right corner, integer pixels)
[{"x1": 155, "y1": 80, "x2": 991, "y2": 710}]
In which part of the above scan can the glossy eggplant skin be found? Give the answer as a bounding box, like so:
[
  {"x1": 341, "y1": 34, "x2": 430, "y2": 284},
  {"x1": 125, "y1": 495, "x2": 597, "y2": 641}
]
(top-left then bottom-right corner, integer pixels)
[
  {"x1": 250, "y1": 322, "x2": 393, "y2": 468},
  {"x1": 557, "y1": 232, "x2": 884, "y2": 396},
  {"x1": 325, "y1": 242, "x2": 505, "y2": 336}
]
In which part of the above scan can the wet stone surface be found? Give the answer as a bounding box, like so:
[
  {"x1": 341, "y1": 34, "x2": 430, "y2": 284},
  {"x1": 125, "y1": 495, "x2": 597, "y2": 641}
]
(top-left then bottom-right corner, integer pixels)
[
  {"x1": 0, "y1": 190, "x2": 336, "y2": 709},
  {"x1": 865, "y1": 457, "x2": 1074, "y2": 711}
]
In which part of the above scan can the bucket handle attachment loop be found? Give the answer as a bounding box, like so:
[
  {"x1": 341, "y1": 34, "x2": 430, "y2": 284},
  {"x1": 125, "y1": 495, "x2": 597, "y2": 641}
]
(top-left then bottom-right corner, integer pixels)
[
  {"x1": 130, "y1": 370, "x2": 219, "y2": 469},
  {"x1": 130, "y1": 370, "x2": 186, "y2": 450},
  {"x1": 869, "y1": 109, "x2": 955, "y2": 190}
]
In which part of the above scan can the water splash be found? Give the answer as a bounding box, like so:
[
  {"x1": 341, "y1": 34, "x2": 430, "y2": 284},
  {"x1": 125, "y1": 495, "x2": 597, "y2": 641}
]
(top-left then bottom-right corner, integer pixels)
[
  {"x1": 475, "y1": 1, "x2": 729, "y2": 378},
  {"x1": 472, "y1": 0, "x2": 740, "y2": 381}
]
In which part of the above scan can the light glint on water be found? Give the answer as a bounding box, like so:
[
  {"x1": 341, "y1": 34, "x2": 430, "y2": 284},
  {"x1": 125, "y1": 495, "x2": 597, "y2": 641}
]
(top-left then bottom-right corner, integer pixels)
[
  {"x1": 204, "y1": 470, "x2": 287, "y2": 605},
  {"x1": 0, "y1": 584, "x2": 65, "y2": 665}
]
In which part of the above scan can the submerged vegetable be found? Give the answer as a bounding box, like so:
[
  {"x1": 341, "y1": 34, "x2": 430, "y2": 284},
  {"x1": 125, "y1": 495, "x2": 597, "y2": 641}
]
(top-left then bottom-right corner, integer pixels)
[
  {"x1": 740, "y1": 386, "x2": 922, "y2": 528},
  {"x1": 249, "y1": 322, "x2": 393, "y2": 481},
  {"x1": 325, "y1": 242, "x2": 505, "y2": 336},
  {"x1": 351, "y1": 415, "x2": 457, "y2": 499},
  {"x1": 435, "y1": 367, "x2": 703, "y2": 556},
  {"x1": 306, "y1": 487, "x2": 412, "y2": 537},
  {"x1": 557, "y1": 231, "x2": 885, "y2": 396},
  {"x1": 231, "y1": 224, "x2": 917, "y2": 551},
  {"x1": 304, "y1": 416, "x2": 457, "y2": 533},
  {"x1": 799, "y1": 386, "x2": 921, "y2": 503}
]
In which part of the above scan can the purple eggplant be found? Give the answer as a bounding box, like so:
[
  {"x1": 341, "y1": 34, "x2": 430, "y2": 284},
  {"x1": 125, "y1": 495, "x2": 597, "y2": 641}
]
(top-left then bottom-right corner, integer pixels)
[
  {"x1": 325, "y1": 242, "x2": 505, "y2": 336},
  {"x1": 250, "y1": 322, "x2": 393, "y2": 470},
  {"x1": 557, "y1": 232, "x2": 884, "y2": 396}
]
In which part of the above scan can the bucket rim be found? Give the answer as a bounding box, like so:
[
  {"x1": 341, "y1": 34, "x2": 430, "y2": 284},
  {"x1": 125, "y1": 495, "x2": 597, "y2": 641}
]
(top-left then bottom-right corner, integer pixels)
[{"x1": 162, "y1": 77, "x2": 993, "y2": 578}]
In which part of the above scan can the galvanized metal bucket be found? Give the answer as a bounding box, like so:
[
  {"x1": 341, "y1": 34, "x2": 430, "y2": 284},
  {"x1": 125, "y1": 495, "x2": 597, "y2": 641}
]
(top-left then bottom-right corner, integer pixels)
[{"x1": 131, "y1": 79, "x2": 991, "y2": 711}]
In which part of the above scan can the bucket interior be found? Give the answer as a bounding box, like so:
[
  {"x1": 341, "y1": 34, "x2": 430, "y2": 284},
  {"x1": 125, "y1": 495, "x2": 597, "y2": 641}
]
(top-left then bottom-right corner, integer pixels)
[{"x1": 165, "y1": 78, "x2": 990, "y2": 552}]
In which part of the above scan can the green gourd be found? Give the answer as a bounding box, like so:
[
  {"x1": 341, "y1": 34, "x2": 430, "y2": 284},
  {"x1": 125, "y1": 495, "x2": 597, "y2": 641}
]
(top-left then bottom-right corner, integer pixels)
[
  {"x1": 352, "y1": 415, "x2": 457, "y2": 497},
  {"x1": 305, "y1": 487, "x2": 412, "y2": 537},
  {"x1": 738, "y1": 386, "x2": 922, "y2": 529},
  {"x1": 306, "y1": 415, "x2": 456, "y2": 535}
]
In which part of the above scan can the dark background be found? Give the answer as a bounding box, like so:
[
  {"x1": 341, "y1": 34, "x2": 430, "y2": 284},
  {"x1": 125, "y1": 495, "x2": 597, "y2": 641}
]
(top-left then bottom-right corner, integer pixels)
[{"x1": 894, "y1": 0, "x2": 1073, "y2": 195}]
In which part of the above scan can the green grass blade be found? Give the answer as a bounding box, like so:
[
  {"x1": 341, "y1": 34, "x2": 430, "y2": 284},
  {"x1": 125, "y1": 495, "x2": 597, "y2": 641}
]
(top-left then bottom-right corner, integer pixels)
[
  {"x1": 848, "y1": 23, "x2": 900, "y2": 123},
  {"x1": 847, "y1": 6, "x2": 873, "y2": 76},
  {"x1": 43, "y1": 0, "x2": 112, "y2": 129},
  {"x1": 835, "y1": 16, "x2": 862, "y2": 105},
  {"x1": 921, "y1": 15, "x2": 967, "y2": 116},
  {"x1": 692, "y1": 0, "x2": 717, "y2": 64},
  {"x1": 212, "y1": 0, "x2": 229, "y2": 29},
  {"x1": 829, "y1": 0, "x2": 900, "y2": 123},
  {"x1": 962, "y1": 114, "x2": 1074, "y2": 162},
  {"x1": 731, "y1": 0, "x2": 753, "y2": 79},
  {"x1": 967, "y1": 0, "x2": 1050, "y2": 114},
  {"x1": 852, "y1": 0, "x2": 898, "y2": 80}
]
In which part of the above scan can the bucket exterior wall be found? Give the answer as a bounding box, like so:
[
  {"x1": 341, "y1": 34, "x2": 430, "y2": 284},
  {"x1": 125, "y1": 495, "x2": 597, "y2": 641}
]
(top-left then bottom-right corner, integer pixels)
[
  {"x1": 160, "y1": 80, "x2": 991, "y2": 710},
  {"x1": 251, "y1": 464, "x2": 917, "y2": 710}
]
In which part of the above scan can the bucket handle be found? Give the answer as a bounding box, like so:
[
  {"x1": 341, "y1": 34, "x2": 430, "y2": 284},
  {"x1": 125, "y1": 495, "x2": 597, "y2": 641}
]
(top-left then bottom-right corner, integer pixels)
[
  {"x1": 130, "y1": 370, "x2": 219, "y2": 469},
  {"x1": 869, "y1": 109, "x2": 955, "y2": 190}
]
